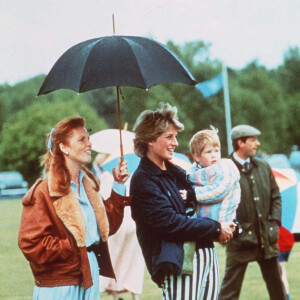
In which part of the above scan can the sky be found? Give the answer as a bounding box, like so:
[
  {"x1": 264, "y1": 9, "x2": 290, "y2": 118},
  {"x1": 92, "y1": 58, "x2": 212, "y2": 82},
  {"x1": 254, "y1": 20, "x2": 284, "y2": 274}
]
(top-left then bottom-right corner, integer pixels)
[{"x1": 1, "y1": 0, "x2": 300, "y2": 85}]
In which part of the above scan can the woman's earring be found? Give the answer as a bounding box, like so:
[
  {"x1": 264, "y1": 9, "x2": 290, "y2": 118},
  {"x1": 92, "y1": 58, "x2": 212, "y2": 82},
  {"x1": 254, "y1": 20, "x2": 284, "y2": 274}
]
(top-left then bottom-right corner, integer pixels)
[{"x1": 65, "y1": 151, "x2": 69, "y2": 155}]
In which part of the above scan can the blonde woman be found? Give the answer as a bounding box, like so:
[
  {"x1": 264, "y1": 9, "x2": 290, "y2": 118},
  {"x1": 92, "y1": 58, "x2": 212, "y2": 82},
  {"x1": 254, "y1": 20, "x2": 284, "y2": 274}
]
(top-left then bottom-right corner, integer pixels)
[{"x1": 130, "y1": 103, "x2": 234, "y2": 300}]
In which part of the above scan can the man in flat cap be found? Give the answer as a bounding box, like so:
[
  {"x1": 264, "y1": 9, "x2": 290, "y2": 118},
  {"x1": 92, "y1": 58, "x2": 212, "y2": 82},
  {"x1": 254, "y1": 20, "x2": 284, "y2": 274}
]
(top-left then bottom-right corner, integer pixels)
[{"x1": 219, "y1": 125, "x2": 286, "y2": 300}]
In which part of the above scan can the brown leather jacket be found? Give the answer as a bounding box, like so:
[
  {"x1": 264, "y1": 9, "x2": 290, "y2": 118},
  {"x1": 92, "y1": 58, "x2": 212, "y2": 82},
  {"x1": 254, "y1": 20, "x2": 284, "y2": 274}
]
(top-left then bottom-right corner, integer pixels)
[{"x1": 18, "y1": 167, "x2": 131, "y2": 290}]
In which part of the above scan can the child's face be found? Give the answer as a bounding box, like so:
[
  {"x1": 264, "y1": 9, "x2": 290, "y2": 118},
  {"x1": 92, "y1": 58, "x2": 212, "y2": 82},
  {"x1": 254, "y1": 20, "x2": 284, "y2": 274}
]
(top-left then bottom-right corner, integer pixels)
[{"x1": 194, "y1": 144, "x2": 221, "y2": 167}]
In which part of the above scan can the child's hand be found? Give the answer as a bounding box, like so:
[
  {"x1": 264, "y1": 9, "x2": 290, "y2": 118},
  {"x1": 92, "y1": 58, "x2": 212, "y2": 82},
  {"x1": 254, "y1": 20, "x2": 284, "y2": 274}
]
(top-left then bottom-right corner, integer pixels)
[{"x1": 179, "y1": 189, "x2": 187, "y2": 201}]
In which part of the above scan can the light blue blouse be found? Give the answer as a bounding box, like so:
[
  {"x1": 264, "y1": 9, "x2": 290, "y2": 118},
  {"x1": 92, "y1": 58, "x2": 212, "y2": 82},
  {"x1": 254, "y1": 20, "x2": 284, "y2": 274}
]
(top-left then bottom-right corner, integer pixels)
[
  {"x1": 33, "y1": 171, "x2": 126, "y2": 300},
  {"x1": 72, "y1": 171, "x2": 101, "y2": 247}
]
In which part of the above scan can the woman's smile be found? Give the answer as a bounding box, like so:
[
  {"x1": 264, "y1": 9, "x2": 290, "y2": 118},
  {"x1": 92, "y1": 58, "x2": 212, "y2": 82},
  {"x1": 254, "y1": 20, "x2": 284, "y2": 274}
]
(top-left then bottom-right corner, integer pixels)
[{"x1": 147, "y1": 124, "x2": 178, "y2": 169}]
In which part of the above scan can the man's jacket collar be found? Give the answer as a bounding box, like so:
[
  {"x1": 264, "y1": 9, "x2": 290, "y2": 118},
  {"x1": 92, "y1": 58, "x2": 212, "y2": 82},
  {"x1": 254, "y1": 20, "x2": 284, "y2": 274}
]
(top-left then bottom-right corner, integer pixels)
[{"x1": 230, "y1": 152, "x2": 258, "y2": 170}]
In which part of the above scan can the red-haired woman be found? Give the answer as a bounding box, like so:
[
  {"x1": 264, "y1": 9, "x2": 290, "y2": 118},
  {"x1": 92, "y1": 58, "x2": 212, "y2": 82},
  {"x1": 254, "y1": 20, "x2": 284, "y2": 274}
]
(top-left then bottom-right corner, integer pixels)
[{"x1": 18, "y1": 116, "x2": 131, "y2": 300}]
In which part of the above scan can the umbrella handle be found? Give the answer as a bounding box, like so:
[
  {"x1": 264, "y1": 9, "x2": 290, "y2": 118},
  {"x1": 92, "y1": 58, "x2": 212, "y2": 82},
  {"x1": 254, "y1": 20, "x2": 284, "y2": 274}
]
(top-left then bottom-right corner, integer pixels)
[
  {"x1": 112, "y1": 158, "x2": 125, "y2": 182},
  {"x1": 112, "y1": 168, "x2": 120, "y2": 182}
]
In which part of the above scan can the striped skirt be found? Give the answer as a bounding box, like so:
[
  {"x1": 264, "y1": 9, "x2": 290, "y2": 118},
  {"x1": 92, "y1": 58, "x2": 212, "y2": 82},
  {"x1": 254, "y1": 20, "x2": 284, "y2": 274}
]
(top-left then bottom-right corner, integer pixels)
[{"x1": 162, "y1": 247, "x2": 219, "y2": 300}]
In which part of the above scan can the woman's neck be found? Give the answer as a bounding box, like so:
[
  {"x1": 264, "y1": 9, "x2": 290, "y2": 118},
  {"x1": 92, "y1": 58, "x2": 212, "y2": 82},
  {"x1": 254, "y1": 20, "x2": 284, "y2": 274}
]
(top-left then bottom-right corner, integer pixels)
[
  {"x1": 64, "y1": 158, "x2": 81, "y2": 184},
  {"x1": 146, "y1": 153, "x2": 166, "y2": 170}
]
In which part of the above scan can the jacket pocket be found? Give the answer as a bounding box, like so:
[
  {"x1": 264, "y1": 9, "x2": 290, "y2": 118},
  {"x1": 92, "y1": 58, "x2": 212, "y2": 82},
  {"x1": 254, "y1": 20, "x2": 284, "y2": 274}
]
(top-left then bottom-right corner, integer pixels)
[
  {"x1": 263, "y1": 220, "x2": 279, "y2": 245},
  {"x1": 228, "y1": 222, "x2": 258, "y2": 250}
]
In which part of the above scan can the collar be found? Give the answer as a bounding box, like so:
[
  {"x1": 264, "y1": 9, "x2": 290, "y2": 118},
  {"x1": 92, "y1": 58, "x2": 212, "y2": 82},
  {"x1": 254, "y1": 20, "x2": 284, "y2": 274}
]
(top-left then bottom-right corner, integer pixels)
[
  {"x1": 22, "y1": 166, "x2": 109, "y2": 246},
  {"x1": 71, "y1": 170, "x2": 85, "y2": 187},
  {"x1": 48, "y1": 165, "x2": 99, "y2": 197},
  {"x1": 196, "y1": 162, "x2": 202, "y2": 169},
  {"x1": 139, "y1": 156, "x2": 181, "y2": 177},
  {"x1": 233, "y1": 152, "x2": 250, "y2": 166},
  {"x1": 186, "y1": 162, "x2": 201, "y2": 174},
  {"x1": 51, "y1": 166, "x2": 108, "y2": 245}
]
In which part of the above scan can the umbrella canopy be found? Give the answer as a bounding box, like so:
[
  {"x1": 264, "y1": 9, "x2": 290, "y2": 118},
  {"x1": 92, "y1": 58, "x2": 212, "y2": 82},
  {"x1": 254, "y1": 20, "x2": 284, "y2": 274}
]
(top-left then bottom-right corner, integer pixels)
[
  {"x1": 101, "y1": 152, "x2": 192, "y2": 175},
  {"x1": 90, "y1": 129, "x2": 135, "y2": 154},
  {"x1": 38, "y1": 35, "x2": 197, "y2": 95},
  {"x1": 38, "y1": 35, "x2": 197, "y2": 158}
]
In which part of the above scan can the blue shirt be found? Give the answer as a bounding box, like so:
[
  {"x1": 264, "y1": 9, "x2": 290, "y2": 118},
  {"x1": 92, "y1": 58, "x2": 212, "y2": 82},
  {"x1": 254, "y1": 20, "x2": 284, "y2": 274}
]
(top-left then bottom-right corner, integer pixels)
[
  {"x1": 70, "y1": 171, "x2": 126, "y2": 246},
  {"x1": 71, "y1": 171, "x2": 100, "y2": 247}
]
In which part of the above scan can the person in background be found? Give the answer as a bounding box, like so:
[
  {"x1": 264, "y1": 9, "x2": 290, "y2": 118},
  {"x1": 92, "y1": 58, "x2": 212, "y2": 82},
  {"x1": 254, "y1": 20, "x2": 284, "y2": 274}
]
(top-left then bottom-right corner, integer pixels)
[
  {"x1": 289, "y1": 145, "x2": 300, "y2": 173},
  {"x1": 18, "y1": 116, "x2": 131, "y2": 300},
  {"x1": 92, "y1": 153, "x2": 114, "y2": 199},
  {"x1": 278, "y1": 225, "x2": 295, "y2": 300},
  {"x1": 92, "y1": 154, "x2": 145, "y2": 300},
  {"x1": 219, "y1": 125, "x2": 286, "y2": 300},
  {"x1": 130, "y1": 103, "x2": 234, "y2": 300}
]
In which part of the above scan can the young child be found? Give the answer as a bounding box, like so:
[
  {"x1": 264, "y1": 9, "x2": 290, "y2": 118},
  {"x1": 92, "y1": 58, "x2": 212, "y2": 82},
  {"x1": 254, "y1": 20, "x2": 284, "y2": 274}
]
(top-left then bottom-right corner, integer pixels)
[
  {"x1": 183, "y1": 126, "x2": 241, "y2": 223},
  {"x1": 180, "y1": 127, "x2": 240, "y2": 275}
]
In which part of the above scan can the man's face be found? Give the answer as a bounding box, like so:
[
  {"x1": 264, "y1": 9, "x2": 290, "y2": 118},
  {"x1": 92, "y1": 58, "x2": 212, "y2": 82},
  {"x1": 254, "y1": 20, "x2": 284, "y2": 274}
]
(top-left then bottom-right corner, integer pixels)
[{"x1": 238, "y1": 136, "x2": 260, "y2": 159}]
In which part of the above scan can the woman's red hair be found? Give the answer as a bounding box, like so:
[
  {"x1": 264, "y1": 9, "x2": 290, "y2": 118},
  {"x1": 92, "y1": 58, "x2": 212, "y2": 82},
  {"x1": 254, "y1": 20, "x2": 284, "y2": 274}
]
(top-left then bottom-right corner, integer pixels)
[{"x1": 42, "y1": 116, "x2": 85, "y2": 194}]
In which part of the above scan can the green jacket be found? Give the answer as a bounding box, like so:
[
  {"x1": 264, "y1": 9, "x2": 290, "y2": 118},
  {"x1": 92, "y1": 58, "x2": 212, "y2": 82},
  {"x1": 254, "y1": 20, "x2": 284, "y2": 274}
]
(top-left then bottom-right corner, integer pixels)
[{"x1": 226, "y1": 155, "x2": 281, "y2": 264}]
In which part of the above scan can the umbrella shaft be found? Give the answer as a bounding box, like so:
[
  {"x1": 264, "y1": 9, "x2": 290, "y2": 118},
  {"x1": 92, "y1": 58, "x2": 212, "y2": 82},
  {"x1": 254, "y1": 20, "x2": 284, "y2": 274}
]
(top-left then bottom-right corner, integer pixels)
[
  {"x1": 116, "y1": 86, "x2": 124, "y2": 160},
  {"x1": 112, "y1": 14, "x2": 116, "y2": 35}
]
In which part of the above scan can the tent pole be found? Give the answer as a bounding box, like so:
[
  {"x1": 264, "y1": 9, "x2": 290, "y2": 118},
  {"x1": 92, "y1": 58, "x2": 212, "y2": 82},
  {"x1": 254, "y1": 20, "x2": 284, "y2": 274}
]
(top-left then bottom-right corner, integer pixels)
[{"x1": 222, "y1": 63, "x2": 233, "y2": 155}]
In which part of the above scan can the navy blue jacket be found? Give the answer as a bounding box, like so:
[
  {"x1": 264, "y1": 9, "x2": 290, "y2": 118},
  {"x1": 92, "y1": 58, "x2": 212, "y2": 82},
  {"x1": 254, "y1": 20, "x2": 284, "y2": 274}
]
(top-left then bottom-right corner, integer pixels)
[{"x1": 130, "y1": 157, "x2": 221, "y2": 285}]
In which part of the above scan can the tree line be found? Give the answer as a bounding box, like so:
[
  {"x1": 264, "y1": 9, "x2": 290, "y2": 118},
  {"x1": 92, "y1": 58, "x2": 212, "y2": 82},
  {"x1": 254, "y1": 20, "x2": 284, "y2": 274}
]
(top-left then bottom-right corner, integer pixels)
[{"x1": 0, "y1": 40, "x2": 299, "y2": 184}]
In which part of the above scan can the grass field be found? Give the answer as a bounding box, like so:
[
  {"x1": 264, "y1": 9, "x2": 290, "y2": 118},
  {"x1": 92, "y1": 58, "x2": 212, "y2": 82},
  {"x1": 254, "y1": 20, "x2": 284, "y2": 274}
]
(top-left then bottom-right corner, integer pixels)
[{"x1": 1, "y1": 199, "x2": 299, "y2": 299}]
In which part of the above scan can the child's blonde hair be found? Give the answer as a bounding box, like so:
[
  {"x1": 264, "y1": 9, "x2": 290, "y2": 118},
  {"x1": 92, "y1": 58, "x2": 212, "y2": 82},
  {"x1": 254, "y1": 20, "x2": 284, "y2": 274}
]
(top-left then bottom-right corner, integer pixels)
[{"x1": 189, "y1": 126, "x2": 220, "y2": 155}]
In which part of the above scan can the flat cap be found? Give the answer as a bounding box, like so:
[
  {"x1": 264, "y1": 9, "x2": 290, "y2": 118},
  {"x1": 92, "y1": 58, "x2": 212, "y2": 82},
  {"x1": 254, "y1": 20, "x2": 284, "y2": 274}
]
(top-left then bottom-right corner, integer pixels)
[{"x1": 231, "y1": 125, "x2": 261, "y2": 140}]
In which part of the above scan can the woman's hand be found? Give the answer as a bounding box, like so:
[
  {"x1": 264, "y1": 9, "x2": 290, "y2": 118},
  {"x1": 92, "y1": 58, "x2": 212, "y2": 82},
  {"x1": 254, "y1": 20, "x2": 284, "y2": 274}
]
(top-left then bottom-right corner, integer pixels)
[
  {"x1": 113, "y1": 159, "x2": 130, "y2": 184},
  {"x1": 179, "y1": 189, "x2": 187, "y2": 201},
  {"x1": 218, "y1": 221, "x2": 236, "y2": 245}
]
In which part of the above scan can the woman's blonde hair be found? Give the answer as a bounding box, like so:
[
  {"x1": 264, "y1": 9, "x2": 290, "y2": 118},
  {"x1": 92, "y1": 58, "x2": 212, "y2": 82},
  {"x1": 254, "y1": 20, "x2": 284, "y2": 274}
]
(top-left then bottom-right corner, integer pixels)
[
  {"x1": 189, "y1": 126, "x2": 220, "y2": 155},
  {"x1": 133, "y1": 103, "x2": 184, "y2": 158}
]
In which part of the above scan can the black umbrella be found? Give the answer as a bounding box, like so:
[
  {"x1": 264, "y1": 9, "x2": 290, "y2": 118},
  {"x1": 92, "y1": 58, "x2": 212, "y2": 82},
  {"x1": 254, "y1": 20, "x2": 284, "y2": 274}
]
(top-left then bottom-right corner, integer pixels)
[{"x1": 38, "y1": 34, "x2": 197, "y2": 157}]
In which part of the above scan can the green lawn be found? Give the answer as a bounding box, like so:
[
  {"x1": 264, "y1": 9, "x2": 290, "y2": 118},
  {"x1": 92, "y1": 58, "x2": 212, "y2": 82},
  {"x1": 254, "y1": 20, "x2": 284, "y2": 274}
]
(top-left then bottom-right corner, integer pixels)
[{"x1": 1, "y1": 199, "x2": 299, "y2": 299}]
